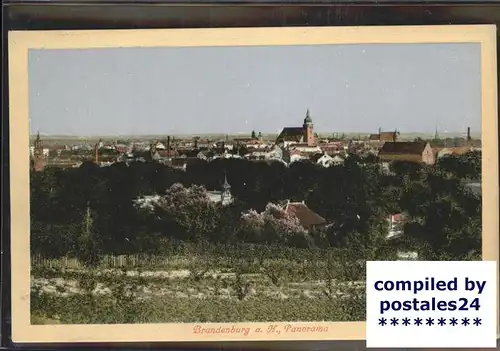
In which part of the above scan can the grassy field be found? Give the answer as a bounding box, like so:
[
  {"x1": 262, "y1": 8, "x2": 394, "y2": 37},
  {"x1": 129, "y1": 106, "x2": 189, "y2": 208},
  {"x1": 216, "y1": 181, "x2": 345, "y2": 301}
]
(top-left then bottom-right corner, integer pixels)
[{"x1": 31, "y1": 252, "x2": 367, "y2": 324}]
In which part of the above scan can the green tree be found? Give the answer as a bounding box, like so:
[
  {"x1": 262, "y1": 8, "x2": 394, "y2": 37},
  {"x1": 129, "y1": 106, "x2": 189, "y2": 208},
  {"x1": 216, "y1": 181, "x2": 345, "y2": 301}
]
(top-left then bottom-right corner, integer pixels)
[
  {"x1": 76, "y1": 205, "x2": 102, "y2": 267},
  {"x1": 399, "y1": 168, "x2": 481, "y2": 259},
  {"x1": 154, "y1": 183, "x2": 220, "y2": 241}
]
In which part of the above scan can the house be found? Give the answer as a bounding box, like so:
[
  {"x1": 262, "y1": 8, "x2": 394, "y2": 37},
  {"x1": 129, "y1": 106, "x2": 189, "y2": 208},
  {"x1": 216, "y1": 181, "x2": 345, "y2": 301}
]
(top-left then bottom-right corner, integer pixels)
[
  {"x1": 168, "y1": 157, "x2": 188, "y2": 170},
  {"x1": 311, "y1": 152, "x2": 336, "y2": 167},
  {"x1": 156, "y1": 149, "x2": 180, "y2": 158},
  {"x1": 318, "y1": 143, "x2": 342, "y2": 155},
  {"x1": 155, "y1": 142, "x2": 166, "y2": 150},
  {"x1": 114, "y1": 144, "x2": 128, "y2": 154},
  {"x1": 266, "y1": 145, "x2": 284, "y2": 161},
  {"x1": 245, "y1": 151, "x2": 267, "y2": 161},
  {"x1": 386, "y1": 213, "x2": 406, "y2": 239},
  {"x1": 289, "y1": 151, "x2": 308, "y2": 163},
  {"x1": 283, "y1": 201, "x2": 327, "y2": 231},
  {"x1": 331, "y1": 154, "x2": 345, "y2": 166},
  {"x1": 378, "y1": 141, "x2": 435, "y2": 165},
  {"x1": 288, "y1": 143, "x2": 322, "y2": 154},
  {"x1": 384, "y1": 213, "x2": 418, "y2": 261},
  {"x1": 245, "y1": 139, "x2": 267, "y2": 149},
  {"x1": 313, "y1": 151, "x2": 346, "y2": 165},
  {"x1": 436, "y1": 146, "x2": 472, "y2": 159}
]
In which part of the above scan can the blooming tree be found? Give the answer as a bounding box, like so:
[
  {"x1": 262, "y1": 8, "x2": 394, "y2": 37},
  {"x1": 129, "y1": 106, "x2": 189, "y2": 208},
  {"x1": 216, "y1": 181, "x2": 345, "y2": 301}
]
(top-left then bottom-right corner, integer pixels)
[
  {"x1": 240, "y1": 203, "x2": 310, "y2": 247},
  {"x1": 154, "y1": 183, "x2": 219, "y2": 241}
]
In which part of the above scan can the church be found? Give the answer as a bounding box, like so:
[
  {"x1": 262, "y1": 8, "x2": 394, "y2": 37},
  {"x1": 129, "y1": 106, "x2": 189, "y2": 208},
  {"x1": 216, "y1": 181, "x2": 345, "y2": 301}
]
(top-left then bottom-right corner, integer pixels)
[
  {"x1": 206, "y1": 174, "x2": 233, "y2": 206},
  {"x1": 275, "y1": 109, "x2": 316, "y2": 147}
]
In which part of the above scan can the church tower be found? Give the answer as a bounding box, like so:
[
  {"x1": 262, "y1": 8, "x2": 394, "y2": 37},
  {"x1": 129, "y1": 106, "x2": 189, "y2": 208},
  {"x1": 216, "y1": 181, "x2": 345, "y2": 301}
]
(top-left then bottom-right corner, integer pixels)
[
  {"x1": 221, "y1": 173, "x2": 233, "y2": 205},
  {"x1": 302, "y1": 108, "x2": 314, "y2": 146},
  {"x1": 32, "y1": 132, "x2": 45, "y2": 171}
]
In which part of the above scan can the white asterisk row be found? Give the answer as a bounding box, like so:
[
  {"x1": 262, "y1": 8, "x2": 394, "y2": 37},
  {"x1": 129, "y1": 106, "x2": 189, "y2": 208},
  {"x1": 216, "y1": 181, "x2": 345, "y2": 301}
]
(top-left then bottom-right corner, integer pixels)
[{"x1": 378, "y1": 317, "x2": 482, "y2": 327}]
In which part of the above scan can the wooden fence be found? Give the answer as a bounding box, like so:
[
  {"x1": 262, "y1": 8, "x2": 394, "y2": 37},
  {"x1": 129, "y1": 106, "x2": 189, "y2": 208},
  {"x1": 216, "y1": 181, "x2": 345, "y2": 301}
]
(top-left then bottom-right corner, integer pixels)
[{"x1": 31, "y1": 254, "x2": 198, "y2": 270}]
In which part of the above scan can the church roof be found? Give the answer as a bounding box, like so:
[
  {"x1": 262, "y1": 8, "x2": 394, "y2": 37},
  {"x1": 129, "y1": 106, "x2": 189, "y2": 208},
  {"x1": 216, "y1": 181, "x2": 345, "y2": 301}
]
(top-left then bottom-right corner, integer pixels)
[{"x1": 276, "y1": 127, "x2": 305, "y2": 142}]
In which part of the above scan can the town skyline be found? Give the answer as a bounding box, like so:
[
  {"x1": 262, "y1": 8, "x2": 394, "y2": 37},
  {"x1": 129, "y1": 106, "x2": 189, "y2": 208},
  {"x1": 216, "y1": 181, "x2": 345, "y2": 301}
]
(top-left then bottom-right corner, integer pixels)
[
  {"x1": 29, "y1": 43, "x2": 481, "y2": 136},
  {"x1": 29, "y1": 130, "x2": 480, "y2": 139}
]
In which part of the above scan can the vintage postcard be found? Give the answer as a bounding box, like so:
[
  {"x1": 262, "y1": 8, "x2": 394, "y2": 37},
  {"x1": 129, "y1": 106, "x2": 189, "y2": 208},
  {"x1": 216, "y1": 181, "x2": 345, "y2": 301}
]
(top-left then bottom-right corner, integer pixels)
[{"x1": 8, "y1": 25, "x2": 499, "y2": 343}]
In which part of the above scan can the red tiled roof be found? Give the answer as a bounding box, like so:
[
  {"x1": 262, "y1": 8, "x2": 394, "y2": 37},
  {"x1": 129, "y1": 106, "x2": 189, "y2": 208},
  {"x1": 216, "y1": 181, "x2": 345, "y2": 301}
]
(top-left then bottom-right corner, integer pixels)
[
  {"x1": 285, "y1": 202, "x2": 326, "y2": 228},
  {"x1": 380, "y1": 132, "x2": 397, "y2": 141},
  {"x1": 448, "y1": 146, "x2": 473, "y2": 156},
  {"x1": 369, "y1": 132, "x2": 397, "y2": 141},
  {"x1": 379, "y1": 141, "x2": 428, "y2": 155},
  {"x1": 390, "y1": 213, "x2": 404, "y2": 222}
]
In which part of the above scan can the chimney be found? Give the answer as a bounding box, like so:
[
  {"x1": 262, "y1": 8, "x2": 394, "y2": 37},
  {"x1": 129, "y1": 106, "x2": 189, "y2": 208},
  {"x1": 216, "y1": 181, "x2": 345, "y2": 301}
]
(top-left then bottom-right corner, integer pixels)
[
  {"x1": 95, "y1": 138, "x2": 101, "y2": 164},
  {"x1": 194, "y1": 137, "x2": 198, "y2": 149},
  {"x1": 167, "y1": 136, "x2": 171, "y2": 158},
  {"x1": 467, "y1": 127, "x2": 471, "y2": 141}
]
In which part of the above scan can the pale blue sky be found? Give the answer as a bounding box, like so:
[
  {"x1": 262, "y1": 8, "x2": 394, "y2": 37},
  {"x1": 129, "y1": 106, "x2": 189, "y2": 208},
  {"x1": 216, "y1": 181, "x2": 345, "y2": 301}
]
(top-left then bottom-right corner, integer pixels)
[{"x1": 28, "y1": 43, "x2": 481, "y2": 136}]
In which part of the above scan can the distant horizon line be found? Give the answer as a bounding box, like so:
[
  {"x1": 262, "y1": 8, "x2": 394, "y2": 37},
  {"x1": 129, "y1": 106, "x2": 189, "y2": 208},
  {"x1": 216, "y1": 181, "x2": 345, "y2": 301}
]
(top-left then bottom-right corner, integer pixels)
[{"x1": 29, "y1": 131, "x2": 480, "y2": 138}]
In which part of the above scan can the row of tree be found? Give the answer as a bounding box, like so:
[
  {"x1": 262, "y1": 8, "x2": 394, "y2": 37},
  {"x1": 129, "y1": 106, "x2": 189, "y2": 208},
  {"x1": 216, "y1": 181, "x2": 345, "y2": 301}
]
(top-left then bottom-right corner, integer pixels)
[{"x1": 30, "y1": 151, "x2": 482, "y2": 262}]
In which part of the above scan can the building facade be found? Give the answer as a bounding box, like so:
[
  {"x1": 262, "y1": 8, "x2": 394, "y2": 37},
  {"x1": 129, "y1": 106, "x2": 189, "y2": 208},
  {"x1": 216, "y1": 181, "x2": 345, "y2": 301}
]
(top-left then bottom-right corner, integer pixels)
[{"x1": 378, "y1": 141, "x2": 435, "y2": 165}]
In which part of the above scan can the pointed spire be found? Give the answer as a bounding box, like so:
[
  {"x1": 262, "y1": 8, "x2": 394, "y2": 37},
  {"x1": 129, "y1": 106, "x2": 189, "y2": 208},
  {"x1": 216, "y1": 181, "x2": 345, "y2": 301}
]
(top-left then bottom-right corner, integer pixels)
[
  {"x1": 222, "y1": 171, "x2": 231, "y2": 190},
  {"x1": 306, "y1": 108, "x2": 310, "y2": 118}
]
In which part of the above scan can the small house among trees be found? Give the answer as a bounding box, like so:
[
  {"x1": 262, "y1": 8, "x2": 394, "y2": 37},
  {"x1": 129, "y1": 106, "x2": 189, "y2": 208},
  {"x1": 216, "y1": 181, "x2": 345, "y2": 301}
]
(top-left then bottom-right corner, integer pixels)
[{"x1": 283, "y1": 200, "x2": 327, "y2": 231}]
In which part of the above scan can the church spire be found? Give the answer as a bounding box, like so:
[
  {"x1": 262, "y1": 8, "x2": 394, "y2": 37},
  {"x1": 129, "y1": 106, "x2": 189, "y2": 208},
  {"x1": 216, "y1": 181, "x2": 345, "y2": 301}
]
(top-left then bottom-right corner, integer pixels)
[
  {"x1": 222, "y1": 171, "x2": 231, "y2": 191},
  {"x1": 32, "y1": 131, "x2": 45, "y2": 171},
  {"x1": 34, "y1": 131, "x2": 42, "y2": 152},
  {"x1": 303, "y1": 108, "x2": 313, "y2": 125},
  {"x1": 220, "y1": 171, "x2": 232, "y2": 205}
]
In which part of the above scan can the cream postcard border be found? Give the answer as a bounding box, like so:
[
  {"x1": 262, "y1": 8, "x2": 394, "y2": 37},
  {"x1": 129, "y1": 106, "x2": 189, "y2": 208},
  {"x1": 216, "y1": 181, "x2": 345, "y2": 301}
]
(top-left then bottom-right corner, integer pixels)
[{"x1": 8, "y1": 25, "x2": 499, "y2": 343}]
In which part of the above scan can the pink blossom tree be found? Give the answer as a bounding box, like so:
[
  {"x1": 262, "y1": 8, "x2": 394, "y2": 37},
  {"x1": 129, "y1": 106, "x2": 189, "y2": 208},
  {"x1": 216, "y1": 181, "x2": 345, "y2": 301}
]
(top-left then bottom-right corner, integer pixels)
[{"x1": 240, "y1": 203, "x2": 310, "y2": 247}]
